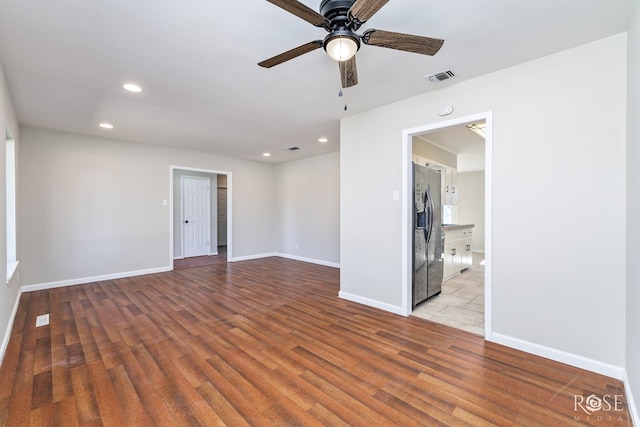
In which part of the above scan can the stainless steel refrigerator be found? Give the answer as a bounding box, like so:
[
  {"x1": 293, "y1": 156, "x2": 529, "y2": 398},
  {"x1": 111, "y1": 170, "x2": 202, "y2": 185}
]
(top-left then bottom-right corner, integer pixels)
[{"x1": 412, "y1": 163, "x2": 444, "y2": 307}]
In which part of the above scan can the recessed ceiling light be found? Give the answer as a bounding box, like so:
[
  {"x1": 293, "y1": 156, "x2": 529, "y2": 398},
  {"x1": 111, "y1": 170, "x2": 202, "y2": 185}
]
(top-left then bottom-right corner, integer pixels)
[
  {"x1": 122, "y1": 83, "x2": 142, "y2": 93},
  {"x1": 318, "y1": 137, "x2": 328, "y2": 143},
  {"x1": 99, "y1": 123, "x2": 114, "y2": 129},
  {"x1": 263, "y1": 152, "x2": 271, "y2": 157}
]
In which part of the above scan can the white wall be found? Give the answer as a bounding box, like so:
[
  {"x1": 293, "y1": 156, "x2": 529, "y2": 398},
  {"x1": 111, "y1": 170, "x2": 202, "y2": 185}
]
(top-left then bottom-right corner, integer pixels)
[
  {"x1": 457, "y1": 171, "x2": 485, "y2": 252},
  {"x1": 0, "y1": 62, "x2": 20, "y2": 364},
  {"x1": 275, "y1": 152, "x2": 340, "y2": 266},
  {"x1": 18, "y1": 127, "x2": 276, "y2": 286},
  {"x1": 341, "y1": 35, "x2": 627, "y2": 372},
  {"x1": 626, "y1": 0, "x2": 640, "y2": 421}
]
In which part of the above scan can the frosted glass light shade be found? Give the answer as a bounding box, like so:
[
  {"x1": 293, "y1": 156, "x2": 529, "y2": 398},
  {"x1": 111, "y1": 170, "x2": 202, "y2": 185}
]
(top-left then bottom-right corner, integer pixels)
[{"x1": 325, "y1": 36, "x2": 358, "y2": 62}]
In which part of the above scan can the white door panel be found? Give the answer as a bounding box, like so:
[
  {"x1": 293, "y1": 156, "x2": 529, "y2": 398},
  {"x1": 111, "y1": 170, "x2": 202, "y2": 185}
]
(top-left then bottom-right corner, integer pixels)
[{"x1": 183, "y1": 176, "x2": 210, "y2": 257}]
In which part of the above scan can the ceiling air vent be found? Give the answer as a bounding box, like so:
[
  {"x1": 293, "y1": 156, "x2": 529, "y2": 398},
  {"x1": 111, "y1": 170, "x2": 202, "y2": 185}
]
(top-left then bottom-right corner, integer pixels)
[
  {"x1": 288, "y1": 146, "x2": 300, "y2": 151},
  {"x1": 426, "y1": 68, "x2": 456, "y2": 83}
]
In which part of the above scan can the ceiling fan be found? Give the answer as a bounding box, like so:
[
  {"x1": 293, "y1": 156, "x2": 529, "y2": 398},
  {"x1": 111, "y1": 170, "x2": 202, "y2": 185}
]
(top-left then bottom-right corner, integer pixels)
[{"x1": 258, "y1": 0, "x2": 444, "y2": 88}]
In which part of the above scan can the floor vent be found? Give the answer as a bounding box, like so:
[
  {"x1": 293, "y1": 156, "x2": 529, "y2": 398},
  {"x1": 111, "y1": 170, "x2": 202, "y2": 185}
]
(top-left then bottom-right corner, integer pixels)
[
  {"x1": 426, "y1": 68, "x2": 456, "y2": 83},
  {"x1": 36, "y1": 314, "x2": 50, "y2": 327}
]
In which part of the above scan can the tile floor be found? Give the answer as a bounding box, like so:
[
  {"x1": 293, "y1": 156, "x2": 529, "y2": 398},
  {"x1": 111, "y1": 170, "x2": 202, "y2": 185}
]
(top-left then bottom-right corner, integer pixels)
[{"x1": 412, "y1": 252, "x2": 485, "y2": 335}]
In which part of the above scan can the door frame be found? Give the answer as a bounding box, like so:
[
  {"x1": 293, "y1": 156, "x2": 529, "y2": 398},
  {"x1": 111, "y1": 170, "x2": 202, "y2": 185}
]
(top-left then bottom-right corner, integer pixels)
[
  {"x1": 181, "y1": 175, "x2": 212, "y2": 258},
  {"x1": 169, "y1": 166, "x2": 232, "y2": 267},
  {"x1": 401, "y1": 111, "x2": 493, "y2": 340}
]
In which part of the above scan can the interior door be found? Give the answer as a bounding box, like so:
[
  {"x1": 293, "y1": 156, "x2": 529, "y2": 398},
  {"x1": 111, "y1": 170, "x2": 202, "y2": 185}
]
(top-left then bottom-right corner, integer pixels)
[{"x1": 183, "y1": 176, "x2": 210, "y2": 257}]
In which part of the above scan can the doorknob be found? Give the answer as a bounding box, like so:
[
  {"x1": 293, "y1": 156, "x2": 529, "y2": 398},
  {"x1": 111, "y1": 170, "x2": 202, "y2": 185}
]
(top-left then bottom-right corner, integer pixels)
[{"x1": 184, "y1": 220, "x2": 189, "y2": 223}]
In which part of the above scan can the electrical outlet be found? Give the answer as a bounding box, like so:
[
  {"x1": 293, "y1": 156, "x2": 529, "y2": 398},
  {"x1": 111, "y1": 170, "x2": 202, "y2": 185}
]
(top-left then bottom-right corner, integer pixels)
[{"x1": 35, "y1": 314, "x2": 50, "y2": 327}]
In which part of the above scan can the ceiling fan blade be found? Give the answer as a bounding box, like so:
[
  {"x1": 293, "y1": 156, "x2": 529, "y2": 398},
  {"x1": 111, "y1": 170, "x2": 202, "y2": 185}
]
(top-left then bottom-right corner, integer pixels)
[
  {"x1": 339, "y1": 56, "x2": 358, "y2": 88},
  {"x1": 266, "y1": 0, "x2": 330, "y2": 28},
  {"x1": 362, "y1": 29, "x2": 444, "y2": 56},
  {"x1": 349, "y1": 0, "x2": 389, "y2": 24},
  {"x1": 258, "y1": 40, "x2": 323, "y2": 68}
]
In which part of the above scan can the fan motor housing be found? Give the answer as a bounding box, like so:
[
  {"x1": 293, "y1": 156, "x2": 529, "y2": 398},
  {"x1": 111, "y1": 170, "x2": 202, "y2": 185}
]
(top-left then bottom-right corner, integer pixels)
[{"x1": 320, "y1": 0, "x2": 356, "y2": 25}]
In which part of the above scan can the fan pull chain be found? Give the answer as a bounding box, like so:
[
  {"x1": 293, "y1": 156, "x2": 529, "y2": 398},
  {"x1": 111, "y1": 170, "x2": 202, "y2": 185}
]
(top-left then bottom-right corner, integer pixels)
[{"x1": 338, "y1": 88, "x2": 348, "y2": 111}]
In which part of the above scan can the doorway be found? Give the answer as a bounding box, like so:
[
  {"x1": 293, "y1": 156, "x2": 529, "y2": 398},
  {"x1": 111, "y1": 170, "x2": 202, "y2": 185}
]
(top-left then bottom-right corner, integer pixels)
[
  {"x1": 402, "y1": 112, "x2": 493, "y2": 339},
  {"x1": 170, "y1": 166, "x2": 232, "y2": 268},
  {"x1": 182, "y1": 175, "x2": 211, "y2": 258}
]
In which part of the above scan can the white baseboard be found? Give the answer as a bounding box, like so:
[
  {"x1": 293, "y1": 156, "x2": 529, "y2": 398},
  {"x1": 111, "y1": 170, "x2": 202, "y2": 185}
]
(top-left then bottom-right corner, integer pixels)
[
  {"x1": 491, "y1": 332, "x2": 624, "y2": 380},
  {"x1": 276, "y1": 253, "x2": 340, "y2": 269},
  {"x1": 174, "y1": 252, "x2": 219, "y2": 260},
  {"x1": 20, "y1": 266, "x2": 172, "y2": 293},
  {"x1": 624, "y1": 370, "x2": 640, "y2": 426},
  {"x1": 228, "y1": 252, "x2": 278, "y2": 262},
  {"x1": 0, "y1": 287, "x2": 23, "y2": 368},
  {"x1": 229, "y1": 252, "x2": 340, "y2": 269},
  {"x1": 338, "y1": 291, "x2": 405, "y2": 316}
]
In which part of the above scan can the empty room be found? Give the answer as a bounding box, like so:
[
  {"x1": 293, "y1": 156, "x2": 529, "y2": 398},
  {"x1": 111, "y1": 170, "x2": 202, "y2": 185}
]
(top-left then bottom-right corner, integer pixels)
[{"x1": 0, "y1": 0, "x2": 639, "y2": 425}]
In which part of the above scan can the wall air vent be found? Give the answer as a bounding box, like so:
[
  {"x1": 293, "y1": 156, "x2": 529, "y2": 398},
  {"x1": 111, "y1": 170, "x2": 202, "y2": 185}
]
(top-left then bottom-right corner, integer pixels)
[
  {"x1": 288, "y1": 146, "x2": 300, "y2": 151},
  {"x1": 425, "y1": 68, "x2": 456, "y2": 83}
]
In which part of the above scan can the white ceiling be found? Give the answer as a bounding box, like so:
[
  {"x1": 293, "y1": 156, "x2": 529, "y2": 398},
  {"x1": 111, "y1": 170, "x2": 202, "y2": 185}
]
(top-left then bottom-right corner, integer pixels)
[
  {"x1": 0, "y1": 0, "x2": 632, "y2": 163},
  {"x1": 419, "y1": 125, "x2": 485, "y2": 156},
  {"x1": 417, "y1": 123, "x2": 486, "y2": 172}
]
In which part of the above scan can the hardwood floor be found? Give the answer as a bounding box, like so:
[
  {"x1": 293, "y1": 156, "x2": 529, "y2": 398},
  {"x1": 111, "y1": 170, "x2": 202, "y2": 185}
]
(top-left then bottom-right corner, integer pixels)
[
  {"x1": 0, "y1": 257, "x2": 632, "y2": 426},
  {"x1": 174, "y1": 246, "x2": 228, "y2": 270}
]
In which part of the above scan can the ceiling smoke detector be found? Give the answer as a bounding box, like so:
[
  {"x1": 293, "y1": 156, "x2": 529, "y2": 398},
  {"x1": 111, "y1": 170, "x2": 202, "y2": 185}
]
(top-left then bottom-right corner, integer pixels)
[{"x1": 426, "y1": 68, "x2": 456, "y2": 83}]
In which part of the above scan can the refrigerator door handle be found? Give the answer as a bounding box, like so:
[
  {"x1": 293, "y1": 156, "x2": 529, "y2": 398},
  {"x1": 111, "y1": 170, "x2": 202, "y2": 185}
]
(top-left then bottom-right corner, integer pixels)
[{"x1": 425, "y1": 185, "x2": 434, "y2": 243}]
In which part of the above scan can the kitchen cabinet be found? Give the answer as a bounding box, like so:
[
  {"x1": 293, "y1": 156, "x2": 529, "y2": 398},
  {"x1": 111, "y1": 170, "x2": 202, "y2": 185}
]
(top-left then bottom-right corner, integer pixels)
[
  {"x1": 427, "y1": 164, "x2": 457, "y2": 206},
  {"x1": 461, "y1": 227, "x2": 473, "y2": 270},
  {"x1": 443, "y1": 225, "x2": 473, "y2": 281},
  {"x1": 443, "y1": 236, "x2": 460, "y2": 280},
  {"x1": 444, "y1": 168, "x2": 458, "y2": 205}
]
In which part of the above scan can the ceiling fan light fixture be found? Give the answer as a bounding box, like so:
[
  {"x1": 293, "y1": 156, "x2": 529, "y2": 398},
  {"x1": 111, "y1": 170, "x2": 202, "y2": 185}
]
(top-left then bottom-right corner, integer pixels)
[
  {"x1": 467, "y1": 123, "x2": 486, "y2": 138},
  {"x1": 324, "y1": 31, "x2": 359, "y2": 62}
]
